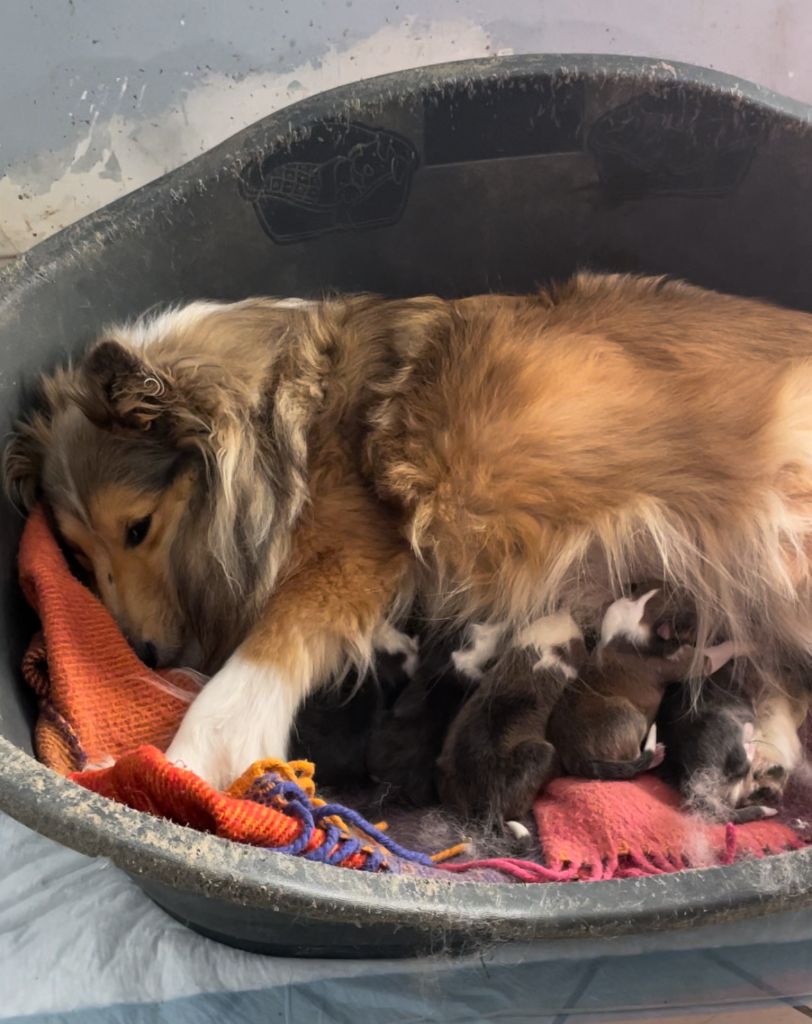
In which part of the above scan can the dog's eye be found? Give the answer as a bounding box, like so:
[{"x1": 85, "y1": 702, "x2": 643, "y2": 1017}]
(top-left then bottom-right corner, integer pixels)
[{"x1": 125, "y1": 515, "x2": 152, "y2": 548}]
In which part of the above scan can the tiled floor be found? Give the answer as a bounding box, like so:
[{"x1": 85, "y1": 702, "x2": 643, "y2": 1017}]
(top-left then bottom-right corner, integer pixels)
[
  {"x1": 512, "y1": 936, "x2": 812, "y2": 1022},
  {"x1": 592, "y1": 1009, "x2": 812, "y2": 1022}
]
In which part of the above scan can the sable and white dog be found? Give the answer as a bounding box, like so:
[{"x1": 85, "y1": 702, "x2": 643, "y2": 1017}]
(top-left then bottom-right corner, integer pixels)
[{"x1": 5, "y1": 273, "x2": 812, "y2": 792}]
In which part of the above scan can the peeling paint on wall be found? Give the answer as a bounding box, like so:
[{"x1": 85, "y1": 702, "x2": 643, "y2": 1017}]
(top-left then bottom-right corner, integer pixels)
[{"x1": 1, "y1": 17, "x2": 496, "y2": 251}]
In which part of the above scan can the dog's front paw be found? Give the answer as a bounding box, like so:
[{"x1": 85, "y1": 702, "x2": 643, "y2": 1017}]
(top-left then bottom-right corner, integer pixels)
[
  {"x1": 164, "y1": 730, "x2": 244, "y2": 791},
  {"x1": 164, "y1": 654, "x2": 296, "y2": 790}
]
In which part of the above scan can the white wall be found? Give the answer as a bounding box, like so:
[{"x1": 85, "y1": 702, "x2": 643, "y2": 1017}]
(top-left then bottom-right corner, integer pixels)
[{"x1": 1, "y1": 0, "x2": 809, "y2": 254}]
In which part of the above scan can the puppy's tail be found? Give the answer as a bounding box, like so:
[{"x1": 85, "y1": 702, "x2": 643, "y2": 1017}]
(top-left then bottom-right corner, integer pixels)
[
  {"x1": 578, "y1": 749, "x2": 656, "y2": 780},
  {"x1": 573, "y1": 727, "x2": 665, "y2": 781}
]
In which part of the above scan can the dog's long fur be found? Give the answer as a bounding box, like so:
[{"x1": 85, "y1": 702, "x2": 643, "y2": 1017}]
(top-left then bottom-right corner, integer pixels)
[{"x1": 6, "y1": 273, "x2": 812, "y2": 788}]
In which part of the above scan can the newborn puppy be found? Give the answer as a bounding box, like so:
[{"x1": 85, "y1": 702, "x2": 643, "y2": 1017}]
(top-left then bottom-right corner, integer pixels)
[
  {"x1": 657, "y1": 670, "x2": 768, "y2": 822},
  {"x1": 365, "y1": 628, "x2": 472, "y2": 808},
  {"x1": 290, "y1": 674, "x2": 379, "y2": 788},
  {"x1": 547, "y1": 587, "x2": 733, "y2": 780},
  {"x1": 290, "y1": 623, "x2": 417, "y2": 789},
  {"x1": 659, "y1": 656, "x2": 809, "y2": 821},
  {"x1": 437, "y1": 612, "x2": 585, "y2": 828},
  {"x1": 365, "y1": 618, "x2": 509, "y2": 808}
]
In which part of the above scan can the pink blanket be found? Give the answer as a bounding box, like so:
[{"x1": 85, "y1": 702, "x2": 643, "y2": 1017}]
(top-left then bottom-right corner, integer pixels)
[{"x1": 443, "y1": 763, "x2": 811, "y2": 882}]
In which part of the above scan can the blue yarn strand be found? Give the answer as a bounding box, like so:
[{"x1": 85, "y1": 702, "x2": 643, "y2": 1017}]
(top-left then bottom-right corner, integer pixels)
[{"x1": 245, "y1": 772, "x2": 434, "y2": 870}]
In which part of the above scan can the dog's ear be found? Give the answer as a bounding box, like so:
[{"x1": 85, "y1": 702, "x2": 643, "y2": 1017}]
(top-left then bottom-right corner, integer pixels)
[
  {"x1": 77, "y1": 339, "x2": 176, "y2": 434},
  {"x1": 2, "y1": 364, "x2": 76, "y2": 512},
  {"x1": 77, "y1": 340, "x2": 217, "y2": 455},
  {"x1": 3, "y1": 409, "x2": 51, "y2": 511}
]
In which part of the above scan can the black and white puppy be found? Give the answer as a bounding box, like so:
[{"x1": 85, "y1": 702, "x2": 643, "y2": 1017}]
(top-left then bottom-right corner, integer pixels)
[
  {"x1": 290, "y1": 623, "x2": 417, "y2": 789},
  {"x1": 365, "y1": 627, "x2": 473, "y2": 808},
  {"x1": 436, "y1": 612, "x2": 585, "y2": 829},
  {"x1": 656, "y1": 671, "x2": 773, "y2": 822}
]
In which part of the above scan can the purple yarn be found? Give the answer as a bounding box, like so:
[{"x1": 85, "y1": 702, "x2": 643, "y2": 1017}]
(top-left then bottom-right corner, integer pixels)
[
  {"x1": 40, "y1": 701, "x2": 87, "y2": 770},
  {"x1": 245, "y1": 772, "x2": 435, "y2": 871}
]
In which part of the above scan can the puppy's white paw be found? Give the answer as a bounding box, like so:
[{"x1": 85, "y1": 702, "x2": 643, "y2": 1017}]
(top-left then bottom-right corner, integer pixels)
[{"x1": 505, "y1": 819, "x2": 531, "y2": 841}]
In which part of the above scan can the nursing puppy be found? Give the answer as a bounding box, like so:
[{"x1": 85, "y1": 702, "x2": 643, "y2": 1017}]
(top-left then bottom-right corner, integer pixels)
[
  {"x1": 547, "y1": 587, "x2": 734, "y2": 779},
  {"x1": 437, "y1": 612, "x2": 585, "y2": 827},
  {"x1": 8, "y1": 274, "x2": 812, "y2": 791},
  {"x1": 656, "y1": 671, "x2": 766, "y2": 822},
  {"x1": 290, "y1": 623, "x2": 418, "y2": 790},
  {"x1": 365, "y1": 627, "x2": 472, "y2": 807},
  {"x1": 658, "y1": 652, "x2": 808, "y2": 821}
]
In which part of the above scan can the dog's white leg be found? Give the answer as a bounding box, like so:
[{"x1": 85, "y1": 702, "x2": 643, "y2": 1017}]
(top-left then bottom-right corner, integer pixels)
[{"x1": 164, "y1": 652, "x2": 307, "y2": 790}]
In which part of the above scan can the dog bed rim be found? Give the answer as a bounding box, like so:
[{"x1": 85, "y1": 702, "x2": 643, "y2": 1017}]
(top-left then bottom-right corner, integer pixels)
[
  {"x1": 2, "y1": 50, "x2": 811, "y2": 313},
  {"x1": 2, "y1": 737, "x2": 811, "y2": 941}
]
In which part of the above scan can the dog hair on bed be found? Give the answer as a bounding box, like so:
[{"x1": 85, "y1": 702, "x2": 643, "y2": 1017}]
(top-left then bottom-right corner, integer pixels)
[{"x1": 6, "y1": 274, "x2": 812, "y2": 788}]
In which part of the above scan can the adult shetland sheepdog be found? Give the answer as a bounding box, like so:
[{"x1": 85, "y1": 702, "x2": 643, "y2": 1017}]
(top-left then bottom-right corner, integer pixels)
[{"x1": 5, "y1": 273, "x2": 812, "y2": 791}]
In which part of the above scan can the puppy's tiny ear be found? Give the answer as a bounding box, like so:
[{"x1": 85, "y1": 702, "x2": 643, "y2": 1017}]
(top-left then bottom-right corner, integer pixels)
[{"x1": 78, "y1": 339, "x2": 173, "y2": 433}]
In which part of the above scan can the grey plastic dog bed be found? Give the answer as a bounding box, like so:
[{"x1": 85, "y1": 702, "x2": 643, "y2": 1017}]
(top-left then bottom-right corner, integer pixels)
[{"x1": 2, "y1": 55, "x2": 812, "y2": 957}]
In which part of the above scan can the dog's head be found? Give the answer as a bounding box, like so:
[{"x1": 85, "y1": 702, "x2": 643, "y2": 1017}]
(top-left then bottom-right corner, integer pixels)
[{"x1": 4, "y1": 300, "x2": 322, "y2": 671}]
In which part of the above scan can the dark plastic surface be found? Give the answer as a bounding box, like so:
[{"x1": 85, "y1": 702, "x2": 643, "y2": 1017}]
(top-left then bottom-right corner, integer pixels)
[{"x1": 2, "y1": 54, "x2": 812, "y2": 957}]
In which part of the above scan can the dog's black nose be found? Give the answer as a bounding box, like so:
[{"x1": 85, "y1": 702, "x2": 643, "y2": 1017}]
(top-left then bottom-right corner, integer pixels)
[{"x1": 132, "y1": 640, "x2": 159, "y2": 669}]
